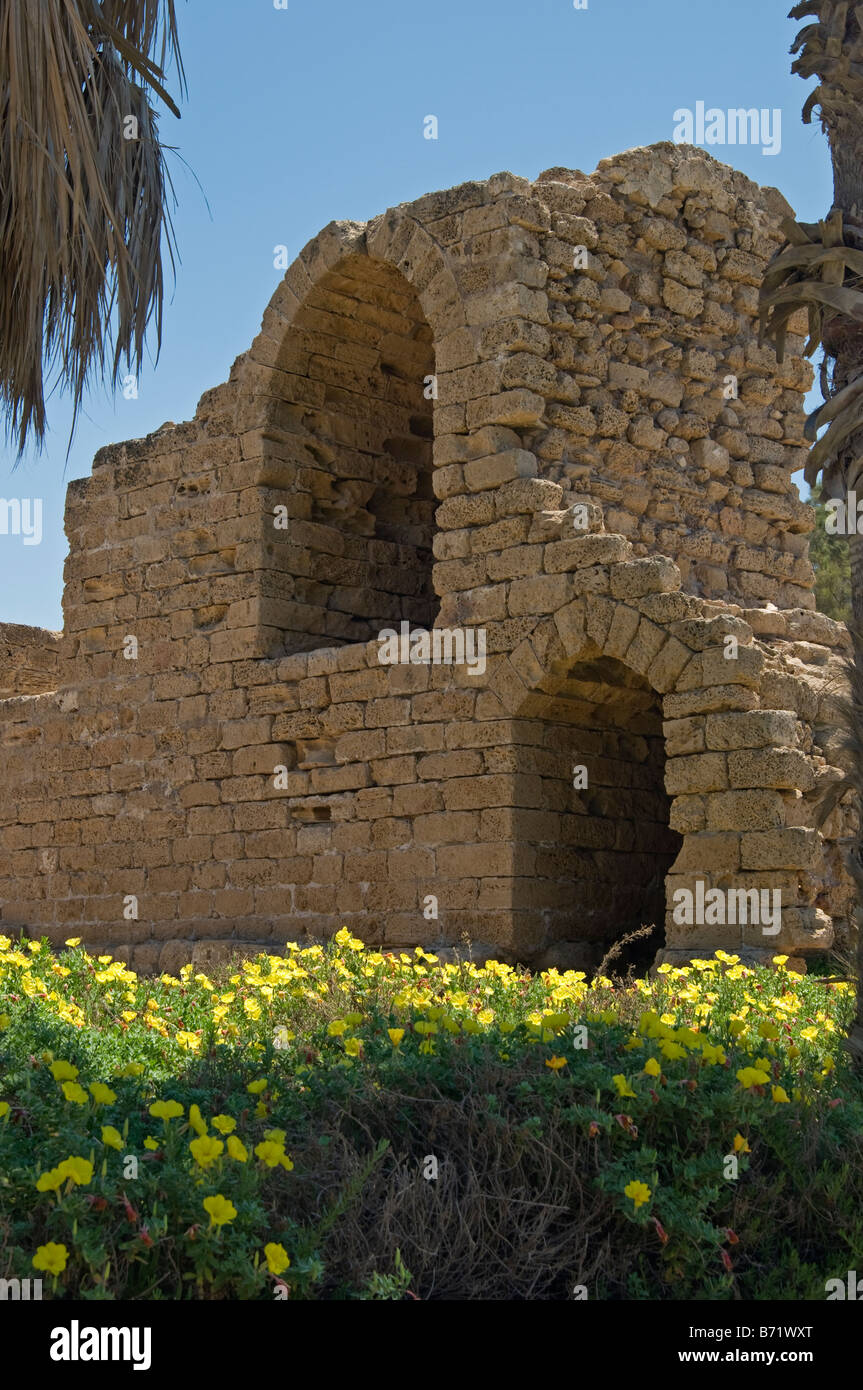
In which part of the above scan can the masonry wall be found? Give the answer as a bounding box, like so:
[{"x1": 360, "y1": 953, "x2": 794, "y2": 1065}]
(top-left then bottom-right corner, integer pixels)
[
  {"x1": 0, "y1": 623, "x2": 60, "y2": 699},
  {"x1": 0, "y1": 142, "x2": 856, "y2": 974}
]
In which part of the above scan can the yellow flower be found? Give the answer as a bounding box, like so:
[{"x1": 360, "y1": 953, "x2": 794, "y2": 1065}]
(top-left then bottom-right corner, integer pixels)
[
  {"x1": 659, "y1": 1040, "x2": 687, "y2": 1062},
  {"x1": 334, "y1": 927, "x2": 364, "y2": 951},
  {"x1": 212, "y1": 1115, "x2": 236, "y2": 1135},
  {"x1": 36, "y1": 1156, "x2": 93, "y2": 1192},
  {"x1": 101, "y1": 1125, "x2": 123, "y2": 1150},
  {"x1": 176, "y1": 1031, "x2": 201, "y2": 1052},
  {"x1": 203, "y1": 1194, "x2": 237, "y2": 1227},
  {"x1": 121, "y1": 1010, "x2": 137, "y2": 1023},
  {"x1": 143, "y1": 1137, "x2": 159, "y2": 1151},
  {"x1": 33, "y1": 1242, "x2": 68, "y2": 1275},
  {"x1": 246, "y1": 1079, "x2": 267, "y2": 1095},
  {"x1": 327, "y1": 1020, "x2": 348, "y2": 1037},
  {"x1": 254, "y1": 1100, "x2": 268, "y2": 1119},
  {"x1": 50, "y1": 1060, "x2": 78, "y2": 1081},
  {"x1": 227, "y1": 1135, "x2": 249, "y2": 1162},
  {"x1": 736, "y1": 1067, "x2": 770, "y2": 1089},
  {"x1": 387, "y1": 1028, "x2": 405, "y2": 1047},
  {"x1": 188, "y1": 1104, "x2": 208, "y2": 1137},
  {"x1": 62, "y1": 1081, "x2": 88, "y2": 1105},
  {"x1": 254, "y1": 1140, "x2": 287, "y2": 1168},
  {"x1": 64, "y1": 938, "x2": 82, "y2": 948},
  {"x1": 264, "y1": 1241, "x2": 291, "y2": 1276},
  {"x1": 149, "y1": 1099, "x2": 184, "y2": 1121},
  {"x1": 732, "y1": 1132, "x2": 751, "y2": 1153},
  {"x1": 344, "y1": 1012, "x2": 363, "y2": 1027},
  {"x1": 624, "y1": 1181, "x2": 651, "y2": 1209},
  {"x1": 58, "y1": 1156, "x2": 93, "y2": 1186},
  {"x1": 612, "y1": 1074, "x2": 636, "y2": 1098},
  {"x1": 89, "y1": 1083, "x2": 117, "y2": 1105},
  {"x1": 117, "y1": 1062, "x2": 145, "y2": 1077},
  {"x1": 643, "y1": 1057, "x2": 661, "y2": 1077},
  {"x1": 544, "y1": 1055, "x2": 568, "y2": 1070},
  {"x1": 0, "y1": 1101, "x2": 9, "y2": 1118},
  {"x1": 36, "y1": 1167, "x2": 65, "y2": 1192},
  {"x1": 189, "y1": 1135, "x2": 224, "y2": 1169},
  {"x1": 344, "y1": 1037, "x2": 362, "y2": 1057},
  {"x1": 771, "y1": 1085, "x2": 790, "y2": 1104}
]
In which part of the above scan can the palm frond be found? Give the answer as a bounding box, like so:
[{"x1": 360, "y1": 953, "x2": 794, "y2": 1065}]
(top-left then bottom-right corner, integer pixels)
[
  {"x1": 790, "y1": 0, "x2": 863, "y2": 126},
  {"x1": 0, "y1": 0, "x2": 184, "y2": 452}
]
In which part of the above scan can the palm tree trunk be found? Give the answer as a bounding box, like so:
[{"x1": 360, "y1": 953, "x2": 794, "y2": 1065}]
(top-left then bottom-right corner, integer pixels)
[
  {"x1": 850, "y1": 533, "x2": 863, "y2": 628},
  {"x1": 827, "y1": 116, "x2": 863, "y2": 1056}
]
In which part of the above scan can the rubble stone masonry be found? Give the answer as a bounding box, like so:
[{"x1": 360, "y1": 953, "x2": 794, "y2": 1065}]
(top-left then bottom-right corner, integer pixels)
[{"x1": 0, "y1": 142, "x2": 855, "y2": 974}]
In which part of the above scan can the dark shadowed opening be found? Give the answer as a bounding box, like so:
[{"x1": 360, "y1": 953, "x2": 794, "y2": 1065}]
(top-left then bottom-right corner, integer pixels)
[
  {"x1": 268, "y1": 252, "x2": 437, "y2": 651},
  {"x1": 511, "y1": 651, "x2": 682, "y2": 975}
]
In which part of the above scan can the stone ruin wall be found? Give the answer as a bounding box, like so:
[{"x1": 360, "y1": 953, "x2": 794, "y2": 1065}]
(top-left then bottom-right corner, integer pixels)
[
  {"x1": 0, "y1": 623, "x2": 60, "y2": 701},
  {"x1": 0, "y1": 142, "x2": 856, "y2": 975}
]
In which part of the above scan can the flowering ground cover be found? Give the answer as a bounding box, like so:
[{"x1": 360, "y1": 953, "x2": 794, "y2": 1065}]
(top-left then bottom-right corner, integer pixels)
[{"x1": 0, "y1": 928, "x2": 861, "y2": 1300}]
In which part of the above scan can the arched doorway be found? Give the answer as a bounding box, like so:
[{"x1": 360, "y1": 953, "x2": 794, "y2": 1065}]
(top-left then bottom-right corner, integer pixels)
[{"x1": 511, "y1": 647, "x2": 682, "y2": 973}]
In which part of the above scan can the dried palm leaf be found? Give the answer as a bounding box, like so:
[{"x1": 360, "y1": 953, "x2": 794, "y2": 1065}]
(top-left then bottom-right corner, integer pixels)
[
  {"x1": 0, "y1": 0, "x2": 184, "y2": 452},
  {"x1": 806, "y1": 373, "x2": 863, "y2": 440},
  {"x1": 759, "y1": 205, "x2": 863, "y2": 482},
  {"x1": 805, "y1": 388, "x2": 863, "y2": 481}
]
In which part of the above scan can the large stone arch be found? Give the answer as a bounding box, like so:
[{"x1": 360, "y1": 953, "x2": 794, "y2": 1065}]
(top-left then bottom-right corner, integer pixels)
[
  {"x1": 477, "y1": 545, "x2": 834, "y2": 971},
  {"x1": 232, "y1": 216, "x2": 476, "y2": 656}
]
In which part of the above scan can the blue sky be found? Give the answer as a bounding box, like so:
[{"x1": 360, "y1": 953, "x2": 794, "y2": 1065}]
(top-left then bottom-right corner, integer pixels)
[{"x1": 1, "y1": 0, "x2": 830, "y2": 630}]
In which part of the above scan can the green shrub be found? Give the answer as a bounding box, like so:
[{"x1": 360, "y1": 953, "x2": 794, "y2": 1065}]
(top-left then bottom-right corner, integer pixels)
[{"x1": 0, "y1": 931, "x2": 860, "y2": 1299}]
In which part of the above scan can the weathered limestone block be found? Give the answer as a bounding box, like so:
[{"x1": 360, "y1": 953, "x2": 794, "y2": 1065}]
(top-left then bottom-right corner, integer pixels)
[
  {"x1": 544, "y1": 534, "x2": 630, "y2": 571},
  {"x1": 727, "y1": 748, "x2": 816, "y2": 792},
  {"x1": 665, "y1": 753, "x2": 728, "y2": 794},
  {"x1": 609, "y1": 556, "x2": 680, "y2": 599},
  {"x1": 704, "y1": 710, "x2": 798, "y2": 750},
  {"x1": 739, "y1": 828, "x2": 821, "y2": 871},
  {"x1": 672, "y1": 832, "x2": 741, "y2": 873}
]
